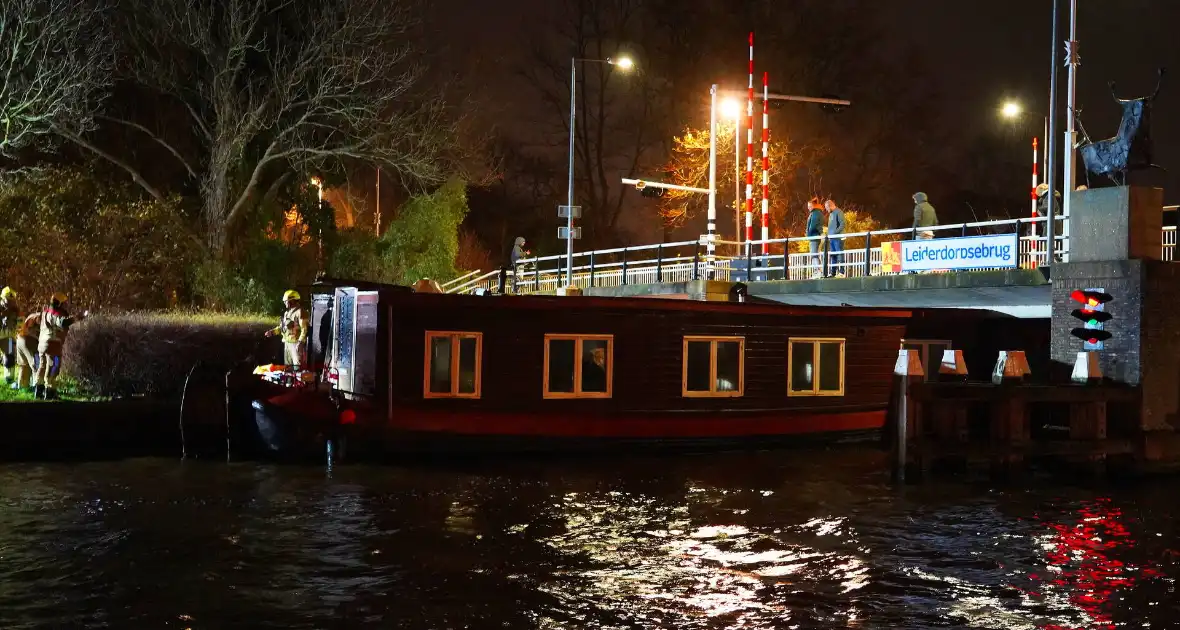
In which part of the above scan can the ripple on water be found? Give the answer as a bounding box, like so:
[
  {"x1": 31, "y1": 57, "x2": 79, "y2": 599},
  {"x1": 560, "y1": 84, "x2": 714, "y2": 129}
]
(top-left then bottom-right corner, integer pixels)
[{"x1": 0, "y1": 455, "x2": 1175, "y2": 629}]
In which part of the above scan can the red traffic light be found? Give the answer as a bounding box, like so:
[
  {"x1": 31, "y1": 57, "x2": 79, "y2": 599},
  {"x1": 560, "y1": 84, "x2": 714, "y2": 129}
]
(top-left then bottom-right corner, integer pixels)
[{"x1": 1071, "y1": 328, "x2": 1113, "y2": 344}]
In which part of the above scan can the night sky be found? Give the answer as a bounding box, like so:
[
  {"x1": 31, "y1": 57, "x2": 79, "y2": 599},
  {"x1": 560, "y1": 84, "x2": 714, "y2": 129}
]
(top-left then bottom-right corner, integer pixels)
[{"x1": 433, "y1": 0, "x2": 1180, "y2": 237}]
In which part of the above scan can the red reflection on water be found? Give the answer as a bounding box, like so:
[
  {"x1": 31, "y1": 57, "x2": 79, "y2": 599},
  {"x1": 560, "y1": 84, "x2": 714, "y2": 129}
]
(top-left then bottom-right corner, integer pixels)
[{"x1": 1028, "y1": 497, "x2": 1162, "y2": 630}]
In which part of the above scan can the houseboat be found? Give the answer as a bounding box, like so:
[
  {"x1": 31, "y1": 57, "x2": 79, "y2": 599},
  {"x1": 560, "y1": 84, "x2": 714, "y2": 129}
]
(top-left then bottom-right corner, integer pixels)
[{"x1": 239, "y1": 280, "x2": 915, "y2": 460}]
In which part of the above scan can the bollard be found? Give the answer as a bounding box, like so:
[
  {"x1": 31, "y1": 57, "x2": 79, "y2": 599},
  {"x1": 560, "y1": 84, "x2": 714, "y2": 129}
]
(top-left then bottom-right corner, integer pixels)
[
  {"x1": 892, "y1": 349, "x2": 925, "y2": 482},
  {"x1": 938, "y1": 349, "x2": 969, "y2": 382},
  {"x1": 991, "y1": 350, "x2": 1030, "y2": 385},
  {"x1": 1071, "y1": 351, "x2": 1103, "y2": 384}
]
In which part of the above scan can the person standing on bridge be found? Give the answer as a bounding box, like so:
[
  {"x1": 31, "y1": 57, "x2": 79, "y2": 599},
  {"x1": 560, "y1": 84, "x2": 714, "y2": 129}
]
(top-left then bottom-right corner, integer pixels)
[
  {"x1": 509, "y1": 236, "x2": 529, "y2": 293},
  {"x1": 805, "y1": 199, "x2": 824, "y2": 278},
  {"x1": 912, "y1": 192, "x2": 938, "y2": 240},
  {"x1": 825, "y1": 200, "x2": 847, "y2": 278}
]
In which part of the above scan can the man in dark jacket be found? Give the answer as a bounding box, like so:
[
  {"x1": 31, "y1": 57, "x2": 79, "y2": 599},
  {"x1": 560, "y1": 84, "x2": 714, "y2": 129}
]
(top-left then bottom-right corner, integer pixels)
[
  {"x1": 912, "y1": 192, "x2": 938, "y2": 239},
  {"x1": 509, "y1": 237, "x2": 528, "y2": 293},
  {"x1": 825, "y1": 199, "x2": 847, "y2": 277},
  {"x1": 805, "y1": 199, "x2": 824, "y2": 276}
]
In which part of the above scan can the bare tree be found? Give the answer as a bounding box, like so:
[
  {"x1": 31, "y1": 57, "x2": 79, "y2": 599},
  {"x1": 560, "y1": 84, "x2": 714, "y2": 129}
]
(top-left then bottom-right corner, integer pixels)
[
  {"x1": 65, "y1": 0, "x2": 464, "y2": 255},
  {"x1": 520, "y1": 0, "x2": 660, "y2": 247},
  {"x1": 0, "y1": 0, "x2": 111, "y2": 159}
]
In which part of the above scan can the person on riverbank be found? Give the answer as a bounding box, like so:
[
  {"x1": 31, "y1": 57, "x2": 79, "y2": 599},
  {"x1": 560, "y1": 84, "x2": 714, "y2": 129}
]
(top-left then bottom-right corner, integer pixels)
[
  {"x1": 36, "y1": 292, "x2": 84, "y2": 400},
  {"x1": 0, "y1": 287, "x2": 20, "y2": 386},
  {"x1": 265, "y1": 290, "x2": 307, "y2": 371},
  {"x1": 13, "y1": 310, "x2": 40, "y2": 391}
]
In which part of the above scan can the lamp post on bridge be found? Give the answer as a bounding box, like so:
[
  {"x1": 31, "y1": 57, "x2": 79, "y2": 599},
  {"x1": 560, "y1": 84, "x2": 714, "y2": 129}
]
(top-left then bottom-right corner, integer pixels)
[{"x1": 563, "y1": 55, "x2": 634, "y2": 287}]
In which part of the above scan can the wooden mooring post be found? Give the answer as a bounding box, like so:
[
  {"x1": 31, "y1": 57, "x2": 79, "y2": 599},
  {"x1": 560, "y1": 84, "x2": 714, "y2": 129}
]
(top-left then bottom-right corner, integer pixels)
[{"x1": 891, "y1": 349, "x2": 923, "y2": 482}]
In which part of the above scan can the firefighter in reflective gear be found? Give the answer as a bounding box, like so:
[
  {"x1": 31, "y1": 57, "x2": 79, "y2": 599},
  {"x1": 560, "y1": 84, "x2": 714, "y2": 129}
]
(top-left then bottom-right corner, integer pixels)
[
  {"x1": 0, "y1": 287, "x2": 20, "y2": 385},
  {"x1": 13, "y1": 310, "x2": 40, "y2": 390},
  {"x1": 265, "y1": 289, "x2": 307, "y2": 370},
  {"x1": 36, "y1": 292, "x2": 84, "y2": 399}
]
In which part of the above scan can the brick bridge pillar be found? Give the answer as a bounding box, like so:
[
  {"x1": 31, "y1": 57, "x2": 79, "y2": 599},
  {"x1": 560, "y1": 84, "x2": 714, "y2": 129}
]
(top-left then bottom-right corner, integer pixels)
[{"x1": 1049, "y1": 186, "x2": 1180, "y2": 431}]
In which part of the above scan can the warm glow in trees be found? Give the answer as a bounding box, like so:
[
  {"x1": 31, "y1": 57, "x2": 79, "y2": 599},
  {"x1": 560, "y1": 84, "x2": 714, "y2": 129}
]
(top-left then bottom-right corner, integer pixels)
[{"x1": 658, "y1": 123, "x2": 826, "y2": 240}]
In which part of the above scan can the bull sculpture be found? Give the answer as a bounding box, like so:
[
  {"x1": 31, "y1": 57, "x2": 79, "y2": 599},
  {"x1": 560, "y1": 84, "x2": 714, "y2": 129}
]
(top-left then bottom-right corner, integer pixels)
[{"x1": 1077, "y1": 68, "x2": 1165, "y2": 187}]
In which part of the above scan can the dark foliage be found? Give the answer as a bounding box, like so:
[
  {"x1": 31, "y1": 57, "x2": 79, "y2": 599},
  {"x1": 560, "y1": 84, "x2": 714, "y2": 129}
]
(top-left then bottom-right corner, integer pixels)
[{"x1": 63, "y1": 312, "x2": 276, "y2": 398}]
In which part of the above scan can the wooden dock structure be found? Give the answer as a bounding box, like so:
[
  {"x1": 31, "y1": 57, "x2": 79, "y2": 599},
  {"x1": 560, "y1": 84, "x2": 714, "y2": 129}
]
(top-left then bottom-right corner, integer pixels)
[{"x1": 890, "y1": 349, "x2": 1180, "y2": 480}]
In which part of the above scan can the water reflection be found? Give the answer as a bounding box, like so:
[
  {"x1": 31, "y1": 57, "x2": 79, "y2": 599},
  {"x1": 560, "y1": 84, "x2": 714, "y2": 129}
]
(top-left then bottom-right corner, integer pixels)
[{"x1": 0, "y1": 453, "x2": 1174, "y2": 629}]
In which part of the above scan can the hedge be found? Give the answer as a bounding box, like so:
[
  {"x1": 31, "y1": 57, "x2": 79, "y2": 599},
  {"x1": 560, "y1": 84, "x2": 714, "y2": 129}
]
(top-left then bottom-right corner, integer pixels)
[{"x1": 62, "y1": 312, "x2": 278, "y2": 398}]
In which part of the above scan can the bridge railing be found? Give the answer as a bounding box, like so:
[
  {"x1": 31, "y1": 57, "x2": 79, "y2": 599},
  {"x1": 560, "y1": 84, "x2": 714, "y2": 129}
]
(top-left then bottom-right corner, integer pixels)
[{"x1": 450, "y1": 217, "x2": 1176, "y2": 294}]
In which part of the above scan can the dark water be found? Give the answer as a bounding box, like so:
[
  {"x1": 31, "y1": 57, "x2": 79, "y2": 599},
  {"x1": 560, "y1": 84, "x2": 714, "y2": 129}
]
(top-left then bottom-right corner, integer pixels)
[{"x1": 0, "y1": 451, "x2": 1177, "y2": 630}]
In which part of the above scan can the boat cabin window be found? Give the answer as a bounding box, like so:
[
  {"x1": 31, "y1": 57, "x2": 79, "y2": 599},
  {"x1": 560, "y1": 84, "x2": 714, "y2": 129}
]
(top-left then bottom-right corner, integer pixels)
[
  {"x1": 788, "y1": 338, "x2": 845, "y2": 396},
  {"x1": 682, "y1": 336, "x2": 744, "y2": 397},
  {"x1": 423, "y1": 331, "x2": 482, "y2": 398},
  {"x1": 543, "y1": 334, "x2": 613, "y2": 398}
]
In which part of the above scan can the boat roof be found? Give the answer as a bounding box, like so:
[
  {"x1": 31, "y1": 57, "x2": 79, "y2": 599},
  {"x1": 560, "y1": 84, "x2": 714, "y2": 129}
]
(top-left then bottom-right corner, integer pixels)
[
  {"x1": 389, "y1": 290, "x2": 913, "y2": 320},
  {"x1": 298, "y1": 277, "x2": 911, "y2": 319}
]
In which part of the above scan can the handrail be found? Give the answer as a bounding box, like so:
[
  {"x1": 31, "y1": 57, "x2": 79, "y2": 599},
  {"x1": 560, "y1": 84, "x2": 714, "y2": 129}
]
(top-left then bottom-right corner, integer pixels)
[
  {"x1": 446, "y1": 269, "x2": 501, "y2": 294},
  {"x1": 449, "y1": 216, "x2": 1180, "y2": 295},
  {"x1": 441, "y1": 269, "x2": 481, "y2": 289}
]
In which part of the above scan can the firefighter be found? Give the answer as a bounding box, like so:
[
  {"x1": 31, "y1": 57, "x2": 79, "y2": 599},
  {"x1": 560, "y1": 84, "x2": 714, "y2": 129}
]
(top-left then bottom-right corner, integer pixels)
[
  {"x1": 1, "y1": 287, "x2": 19, "y2": 385},
  {"x1": 13, "y1": 310, "x2": 40, "y2": 391},
  {"x1": 35, "y1": 292, "x2": 84, "y2": 400},
  {"x1": 264, "y1": 289, "x2": 307, "y2": 370}
]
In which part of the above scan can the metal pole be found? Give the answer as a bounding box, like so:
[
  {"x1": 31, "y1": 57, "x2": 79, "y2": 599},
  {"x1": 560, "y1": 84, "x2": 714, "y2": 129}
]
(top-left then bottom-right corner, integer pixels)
[
  {"x1": 707, "y1": 84, "x2": 718, "y2": 275},
  {"x1": 1062, "y1": 0, "x2": 1078, "y2": 256},
  {"x1": 745, "y1": 33, "x2": 755, "y2": 245},
  {"x1": 760, "y1": 72, "x2": 770, "y2": 254},
  {"x1": 1030, "y1": 137, "x2": 1038, "y2": 242},
  {"x1": 375, "y1": 166, "x2": 381, "y2": 235},
  {"x1": 734, "y1": 116, "x2": 741, "y2": 255},
  {"x1": 566, "y1": 58, "x2": 577, "y2": 287},
  {"x1": 1045, "y1": 0, "x2": 1060, "y2": 267}
]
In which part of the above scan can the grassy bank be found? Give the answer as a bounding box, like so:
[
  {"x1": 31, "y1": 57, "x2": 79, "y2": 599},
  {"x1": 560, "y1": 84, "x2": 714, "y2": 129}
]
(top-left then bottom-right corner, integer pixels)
[
  {"x1": 62, "y1": 311, "x2": 278, "y2": 399},
  {"x1": 0, "y1": 378, "x2": 98, "y2": 403}
]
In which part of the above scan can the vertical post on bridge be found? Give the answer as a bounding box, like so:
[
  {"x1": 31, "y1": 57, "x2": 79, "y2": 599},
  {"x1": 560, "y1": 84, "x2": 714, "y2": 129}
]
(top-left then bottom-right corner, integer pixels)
[
  {"x1": 707, "y1": 84, "x2": 718, "y2": 278},
  {"x1": 761, "y1": 71, "x2": 770, "y2": 255},
  {"x1": 745, "y1": 32, "x2": 755, "y2": 246}
]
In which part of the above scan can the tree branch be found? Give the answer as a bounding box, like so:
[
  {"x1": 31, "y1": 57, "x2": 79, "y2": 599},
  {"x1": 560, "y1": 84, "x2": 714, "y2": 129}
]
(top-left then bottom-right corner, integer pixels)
[
  {"x1": 56, "y1": 126, "x2": 164, "y2": 201},
  {"x1": 97, "y1": 114, "x2": 198, "y2": 179}
]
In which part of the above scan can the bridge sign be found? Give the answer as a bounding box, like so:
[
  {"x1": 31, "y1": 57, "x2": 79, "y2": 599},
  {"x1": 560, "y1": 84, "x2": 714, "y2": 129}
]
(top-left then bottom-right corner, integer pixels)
[{"x1": 889, "y1": 233, "x2": 1019, "y2": 273}]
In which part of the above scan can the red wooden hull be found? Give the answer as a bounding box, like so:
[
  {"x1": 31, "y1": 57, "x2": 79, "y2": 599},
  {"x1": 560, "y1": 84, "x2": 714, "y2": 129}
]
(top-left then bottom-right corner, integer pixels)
[
  {"x1": 248, "y1": 388, "x2": 886, "y2": 458},
  {"x1": 387, "y1": 408, "x2": 886, "y2": 439}
]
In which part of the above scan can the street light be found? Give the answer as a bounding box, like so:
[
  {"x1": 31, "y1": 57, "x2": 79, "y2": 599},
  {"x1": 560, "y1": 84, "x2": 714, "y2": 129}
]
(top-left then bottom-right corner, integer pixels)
[
  {"x1": 565, "y1": 55, "x2": 634, "y2": 287},
  {"x1": 719, "y1": 98, "x2": 742, "y2": 253},
  {"x1": 1001, "y1": 101, "x2": 1022, "y2": 119},
  {"x1": 720, "y1": 98, "x2": 741, "y2": 119}
]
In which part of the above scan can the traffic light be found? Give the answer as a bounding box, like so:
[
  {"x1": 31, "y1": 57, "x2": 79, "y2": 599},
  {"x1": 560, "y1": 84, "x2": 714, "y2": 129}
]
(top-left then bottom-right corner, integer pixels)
[
  {"x1": 640, "y1": 186, "x2": 666, "y2": 198},
  {"x1": 1069, "y1": 288, "x2": 1113, "y2": 349}
]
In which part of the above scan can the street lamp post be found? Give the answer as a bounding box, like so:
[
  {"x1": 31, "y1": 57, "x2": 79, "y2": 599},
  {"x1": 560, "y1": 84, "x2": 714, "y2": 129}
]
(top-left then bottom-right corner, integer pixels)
[
  {"x1": 720, "y1": 98, "x2": 742, "y2": 254},
  {"x1": 566, "y1": 55, "x2": 633, "y2": 287}
]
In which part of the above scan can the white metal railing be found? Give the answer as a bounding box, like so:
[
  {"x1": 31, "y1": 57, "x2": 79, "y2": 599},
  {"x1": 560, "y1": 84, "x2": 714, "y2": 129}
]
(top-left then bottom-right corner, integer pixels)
[{"x1": 448, "y1": 217, "x2": 1178, "y2": 295}]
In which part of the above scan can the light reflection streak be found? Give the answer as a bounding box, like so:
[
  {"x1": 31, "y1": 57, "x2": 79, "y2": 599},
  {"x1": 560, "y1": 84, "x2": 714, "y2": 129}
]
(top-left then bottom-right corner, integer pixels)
[
  {"x1": 1026, "y1": 497, "x2": 1162, "y2": 630},
  {"x1": 538, "y1": 493, "x2": 869, "y2": 627}
]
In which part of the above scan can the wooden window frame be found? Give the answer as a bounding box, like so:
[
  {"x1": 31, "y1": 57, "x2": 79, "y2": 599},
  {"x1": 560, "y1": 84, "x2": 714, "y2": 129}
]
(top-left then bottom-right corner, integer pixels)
[
  {"x1": 681, "y1": 335, "x2": 745, "y2": 398},
  {"x1": 787, "y1": 337, "x2": 846, "y2": 397},
  {"x1": 542, "y1": 334, "x2": 614, "y2": 399},
  {"x1": 422, "y1": 331, "x2": 483, "y2": 399}
]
